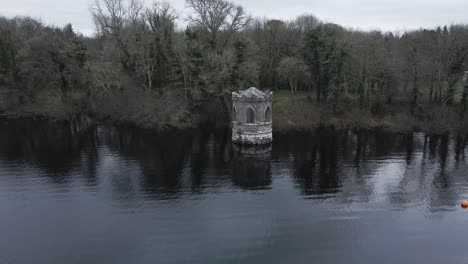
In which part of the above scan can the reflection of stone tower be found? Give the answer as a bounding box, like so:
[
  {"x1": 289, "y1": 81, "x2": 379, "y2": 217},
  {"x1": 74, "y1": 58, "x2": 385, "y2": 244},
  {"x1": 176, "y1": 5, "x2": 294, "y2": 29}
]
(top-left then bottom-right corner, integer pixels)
[
  {"x1": 231, "y1": 144, "x2": 272, "y2": 189},
  {"x1": 232, "y1": 87, "x2": 273, "y2": 145}
]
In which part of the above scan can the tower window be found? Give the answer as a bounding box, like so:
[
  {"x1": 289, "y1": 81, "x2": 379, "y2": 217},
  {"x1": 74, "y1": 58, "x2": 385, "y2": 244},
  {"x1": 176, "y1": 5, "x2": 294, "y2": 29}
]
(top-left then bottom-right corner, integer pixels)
[
  {"x1": 265, "y1": 107, "x2": 271, "y2": 122},
  {"x1": 246, "y1": 108, "x2": 255, "y2": 124}
]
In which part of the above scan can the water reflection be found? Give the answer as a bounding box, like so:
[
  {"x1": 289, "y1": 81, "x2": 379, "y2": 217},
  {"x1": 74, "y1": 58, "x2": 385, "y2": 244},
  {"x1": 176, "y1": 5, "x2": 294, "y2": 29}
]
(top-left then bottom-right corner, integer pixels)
[
  {"x1": 0, "y1": 119, "x2": 98, "y2": 185},
  {"x1": 231, "y1": 144, "x2": 272, "y2": 189},
  {"x1": 279, "y1": 130, "x2": 341, "y2": 196},
  {"x1": 0, "y1": 120, "x2": 468, "y2": 208},
  {"x1": 3, "y1": 120, "x2": 468, "y2": 263}
]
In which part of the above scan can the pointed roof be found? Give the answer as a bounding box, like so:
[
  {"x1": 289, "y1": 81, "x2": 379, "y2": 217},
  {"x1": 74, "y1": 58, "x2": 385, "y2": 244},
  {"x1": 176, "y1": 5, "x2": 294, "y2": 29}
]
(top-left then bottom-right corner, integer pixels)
[
  {"x1": 232, "y1": 87, "x2": 272, "y2": 101},
  {"x1": 241, "y1": 87, "x2": 266, "y2": 97}
]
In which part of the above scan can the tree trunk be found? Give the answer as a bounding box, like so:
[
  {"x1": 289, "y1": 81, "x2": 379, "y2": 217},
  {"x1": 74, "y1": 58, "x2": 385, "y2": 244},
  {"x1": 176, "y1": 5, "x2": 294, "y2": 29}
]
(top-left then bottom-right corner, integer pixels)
[
  {"x1": 183, "y1": 71, "x2": 188, "y2": 101},
  {"x1": 402, "y1": 79, "x2": 408, "y2": 96},
  {"x1": 462, "y1": 85, "x2": 468, "y2": 111},
  {"x1": 412, "y1": 66, "x2": 418, "y2": 107},
  {"x1": 315, "y1": 50, "x2": 321, "y2": 102},
  {"x1": 359, "y1": 73, "x2": 367, "y2": 109},
  {"x1": 446, "y1": 78, "x2": 456, "y2": 105},
  {"x1": 429, "y1": 77, "x2": 434, "y2": 104},
  {"x1": 147, "y1": 68, "x2": 152, "y2": 91},
  {"x1": 316, "y1": 77, "x2": 321, "y2": 101}
]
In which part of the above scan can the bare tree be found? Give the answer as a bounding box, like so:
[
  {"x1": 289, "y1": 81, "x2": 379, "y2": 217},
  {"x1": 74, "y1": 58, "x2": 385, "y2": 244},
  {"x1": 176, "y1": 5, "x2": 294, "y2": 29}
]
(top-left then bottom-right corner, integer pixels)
[
  {"x1": 91, "y1": 0, "x2": 143, "y2": 72},
  {"x1": 277, "y1": 57, "x2": 309, "y2": 93},
  {"x1": 91, "y1": 0, "x2": 143, "y2": 35},
  {"x1": 138, "y1": 1, "x2": 177, "y2": 92},
  {"x1": 294, "y1": 14, "x2": 320, "y2": 32},
  {"x1": 173, "y1": 34, "x2": 190, "y2": 100},
  {"x1": 89, "y1": 62, "x2": 123, "y2": 95},
  {"x1": 186, "y1": 0, "x2": 251, "y2": 52}
]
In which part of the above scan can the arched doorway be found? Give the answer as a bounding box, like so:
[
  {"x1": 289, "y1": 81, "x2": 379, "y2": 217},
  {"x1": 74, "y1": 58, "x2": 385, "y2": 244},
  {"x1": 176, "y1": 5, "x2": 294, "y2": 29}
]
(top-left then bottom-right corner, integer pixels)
[
  {"x1": 265, "y1": 107, "x2": 271, "y2": 122},
  {"x1": 246, "y1": 108, "x2": 255, "y2": 124},
  {"x1": 233, "y1": 106, "x2": 237, "y2": 122}
]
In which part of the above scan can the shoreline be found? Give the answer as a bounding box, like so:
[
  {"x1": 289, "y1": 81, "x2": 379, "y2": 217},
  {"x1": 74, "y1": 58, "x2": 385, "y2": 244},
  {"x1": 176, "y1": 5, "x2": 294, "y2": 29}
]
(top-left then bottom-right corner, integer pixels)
[
  {"x1": 271, "y1": 92, "x2": 468, "y2": 136},
  {"x1": 2, "y1": 91, "x2": 467, "y2": 136},
  {"x1": 1, "y1": 107, "x2": 467, "y2": 136}
]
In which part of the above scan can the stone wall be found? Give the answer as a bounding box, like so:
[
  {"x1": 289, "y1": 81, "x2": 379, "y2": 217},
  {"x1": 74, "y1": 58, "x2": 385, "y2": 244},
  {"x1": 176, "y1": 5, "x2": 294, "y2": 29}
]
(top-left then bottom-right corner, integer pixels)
[
  {"x1": 232, "y1": 130, "x2": 273, "y2": 144},
  {"x1": 233, "y1": 100, "x2": 272, "y2": 124},
  {"x1": 232, "y1": 123, "x2": 272, "y2": 134},
  {"x1": 232, "y1": 87, "x2": 273, "y2": 145}
]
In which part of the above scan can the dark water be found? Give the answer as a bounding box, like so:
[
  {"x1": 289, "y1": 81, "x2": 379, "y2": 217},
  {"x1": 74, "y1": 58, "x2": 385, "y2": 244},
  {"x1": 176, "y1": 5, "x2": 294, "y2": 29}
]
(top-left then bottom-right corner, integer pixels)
[{"x1": 2, "y1": 120, "x2": 468, "y2": 264}]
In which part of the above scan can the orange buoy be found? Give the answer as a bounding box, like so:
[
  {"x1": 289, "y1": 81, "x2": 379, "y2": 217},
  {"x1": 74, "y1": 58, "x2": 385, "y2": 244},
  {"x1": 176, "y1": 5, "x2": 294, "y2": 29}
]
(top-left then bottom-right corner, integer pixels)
[{"x1": 461, "y1": 200, "x2": 468, "y2": 208}]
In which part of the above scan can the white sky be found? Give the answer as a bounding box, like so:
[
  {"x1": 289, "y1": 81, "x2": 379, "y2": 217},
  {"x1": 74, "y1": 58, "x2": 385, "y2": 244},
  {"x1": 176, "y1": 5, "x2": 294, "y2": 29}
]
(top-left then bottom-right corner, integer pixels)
[{"x1": 2, "y1": 0, "x2": 468, "y2": 36}]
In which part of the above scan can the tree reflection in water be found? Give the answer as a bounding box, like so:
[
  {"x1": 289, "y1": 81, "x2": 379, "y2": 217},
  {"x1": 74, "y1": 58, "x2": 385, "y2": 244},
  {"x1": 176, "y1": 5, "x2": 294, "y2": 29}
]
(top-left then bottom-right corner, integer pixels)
[{"x1": 0, "y1": 120, "x2": 468, "y2": 212}]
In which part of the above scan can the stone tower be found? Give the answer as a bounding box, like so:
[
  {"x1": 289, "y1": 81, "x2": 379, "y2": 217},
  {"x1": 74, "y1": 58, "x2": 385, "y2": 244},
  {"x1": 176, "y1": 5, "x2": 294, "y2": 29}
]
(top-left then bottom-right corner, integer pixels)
[{"x1": 232, "y1": 87, "x2": 273, "y2": 145}]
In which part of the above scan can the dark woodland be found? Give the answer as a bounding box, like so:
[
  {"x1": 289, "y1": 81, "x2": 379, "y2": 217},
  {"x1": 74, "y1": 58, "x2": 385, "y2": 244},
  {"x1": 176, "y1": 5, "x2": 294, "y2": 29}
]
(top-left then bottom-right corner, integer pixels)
[{"x1": 2, "y1": 0, "x2": 468, "y2": 132}]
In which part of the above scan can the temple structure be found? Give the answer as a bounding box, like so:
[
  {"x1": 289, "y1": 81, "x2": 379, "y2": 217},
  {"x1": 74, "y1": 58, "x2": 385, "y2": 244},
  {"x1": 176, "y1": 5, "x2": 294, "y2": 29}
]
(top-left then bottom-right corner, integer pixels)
[{"x1": 232, "y1": 87, "x2": 273, "y2": 145}]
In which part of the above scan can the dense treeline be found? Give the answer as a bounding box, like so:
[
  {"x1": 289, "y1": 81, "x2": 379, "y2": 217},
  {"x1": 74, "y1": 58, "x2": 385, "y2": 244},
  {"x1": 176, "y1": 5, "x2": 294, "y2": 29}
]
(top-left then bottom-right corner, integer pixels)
[{"x1": 1, "y1": 0, "x2": 468, "y2": 130}]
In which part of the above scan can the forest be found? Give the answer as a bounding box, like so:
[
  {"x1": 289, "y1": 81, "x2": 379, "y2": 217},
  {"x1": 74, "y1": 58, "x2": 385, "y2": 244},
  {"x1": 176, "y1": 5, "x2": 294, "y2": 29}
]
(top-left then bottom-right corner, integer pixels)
[{"x1": 1, "y1": 0, "x2": 468, "y2": 132}]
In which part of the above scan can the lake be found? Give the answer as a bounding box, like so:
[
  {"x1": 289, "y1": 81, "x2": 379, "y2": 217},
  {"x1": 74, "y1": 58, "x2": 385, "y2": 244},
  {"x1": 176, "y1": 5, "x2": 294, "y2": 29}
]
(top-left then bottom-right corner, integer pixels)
[{"x1": 1, "y1": 119, "x2": 468, "y2": 263}]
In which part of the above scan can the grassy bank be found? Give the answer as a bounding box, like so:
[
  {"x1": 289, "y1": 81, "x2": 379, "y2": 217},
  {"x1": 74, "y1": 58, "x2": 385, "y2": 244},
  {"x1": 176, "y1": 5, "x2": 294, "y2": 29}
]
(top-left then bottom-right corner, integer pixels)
[
  {"x1": 2, "y1": 88, "x2": 468, "y2": 135},
  {"x1": 0, "y1": 88, "x2": 223, "y2": 131},
  {"x1": 272, "y1": 91, "x2": 468, "y2": 134}
]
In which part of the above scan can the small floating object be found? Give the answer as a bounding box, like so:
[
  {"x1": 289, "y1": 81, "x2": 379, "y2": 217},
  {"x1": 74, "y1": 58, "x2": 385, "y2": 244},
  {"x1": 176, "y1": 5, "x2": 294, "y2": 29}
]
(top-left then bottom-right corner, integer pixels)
[{"x1": 461, "y1": 200, "x2": 468, "y2": 208}]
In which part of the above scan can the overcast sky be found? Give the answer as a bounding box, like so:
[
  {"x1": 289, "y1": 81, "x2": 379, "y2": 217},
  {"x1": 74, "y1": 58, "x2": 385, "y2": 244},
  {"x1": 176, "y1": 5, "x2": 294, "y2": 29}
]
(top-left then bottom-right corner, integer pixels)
[{"x1": 2, "y1": 0, "x2": 468, "y2": 36}]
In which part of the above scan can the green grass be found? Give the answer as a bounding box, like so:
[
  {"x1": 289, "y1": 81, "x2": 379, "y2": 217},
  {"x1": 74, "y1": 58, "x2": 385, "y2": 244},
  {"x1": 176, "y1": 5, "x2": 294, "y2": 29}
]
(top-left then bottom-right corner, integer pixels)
[{"x1": 272, "y1": 90, "x2": 309, "y2": 102}]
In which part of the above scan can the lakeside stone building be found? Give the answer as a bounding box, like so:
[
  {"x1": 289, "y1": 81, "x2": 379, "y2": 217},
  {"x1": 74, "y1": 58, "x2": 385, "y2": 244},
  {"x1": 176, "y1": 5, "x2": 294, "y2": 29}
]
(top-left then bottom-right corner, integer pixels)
[{"x1": 232, "y1": 87, "x2": 273, "y2": 145}]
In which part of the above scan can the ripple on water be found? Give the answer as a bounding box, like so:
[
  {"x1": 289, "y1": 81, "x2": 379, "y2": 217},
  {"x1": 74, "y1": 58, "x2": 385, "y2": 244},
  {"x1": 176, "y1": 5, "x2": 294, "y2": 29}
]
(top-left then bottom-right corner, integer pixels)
[{"x1": 1, "y1": 122, "x2": 468, "y2": 263}]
